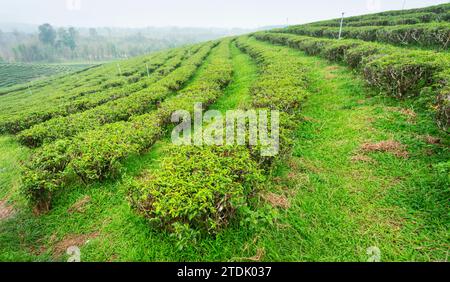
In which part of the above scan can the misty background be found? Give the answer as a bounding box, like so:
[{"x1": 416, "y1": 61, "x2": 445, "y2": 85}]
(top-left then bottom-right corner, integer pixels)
[{"x1": 0, "y1": 0, "x2": 448, "y2": 62}]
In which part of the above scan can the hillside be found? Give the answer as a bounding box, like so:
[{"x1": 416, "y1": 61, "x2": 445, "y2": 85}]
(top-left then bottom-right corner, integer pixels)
[
  {"x1": 0, "y1": 62, "x2": 96, "y2": 90},
  {"x1": 0, "y1": 3, "x2": 449, "y2": 262}
]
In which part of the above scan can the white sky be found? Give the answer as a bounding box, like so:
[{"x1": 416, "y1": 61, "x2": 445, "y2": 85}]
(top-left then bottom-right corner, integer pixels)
[{"x1": 0, "y1": 0, "x2": 448, "y2": 28}]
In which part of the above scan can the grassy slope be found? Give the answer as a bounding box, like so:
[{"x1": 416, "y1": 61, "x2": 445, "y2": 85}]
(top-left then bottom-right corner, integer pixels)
[
  {"x1": 0, "y1": 136, "x2": 30, "y2": 200},
  {"x1": 255, "y1": 41, "x2": 449, "y2": 262},
  {"x1": 0, "y1": 40, "x2": 448, "y2": 262}
]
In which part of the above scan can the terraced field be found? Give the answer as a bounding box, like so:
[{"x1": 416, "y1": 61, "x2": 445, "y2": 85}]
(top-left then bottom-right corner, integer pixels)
[
  {"x1": 0, "y1": 3, "x2": 448, "y2": 262},
  {"x1": 0, "y1": 62, "x2": 95, "y2": 90}
]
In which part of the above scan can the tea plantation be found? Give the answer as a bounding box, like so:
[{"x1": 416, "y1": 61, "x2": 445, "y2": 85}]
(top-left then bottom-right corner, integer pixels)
[{"x1": 0, "y1": 3, "x2": 448, "y2": 262}]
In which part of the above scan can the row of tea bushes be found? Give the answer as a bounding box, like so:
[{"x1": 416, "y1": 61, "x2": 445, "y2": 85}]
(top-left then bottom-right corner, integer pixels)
[
  {"x1": 436, "y1": 70, "x2": 450, "y2": 131},
  {"x1": 254, "y1": 32, "x2": 450, "y2": 131},
  {"x1": 21, "y1": 40, "x2": 233, "y2": 211},
  {"x1": 315, "y1": 12, "x2": 450, "y2": 27},
  {"x1": 127, "y1": 36, "x2": 311, "y2": 235},
  {"x1": 279, "y1": 22, "x2": 450, "y2": 51},
  {"x1": 17, "y1": 46, "x2": 199, "y2": 147},
  {"x1": 311, "y1": 3, "x2": 450, "y2": 27},
  {"x1": 0, "y1": 49, "x2": 179, "y2": 134}
]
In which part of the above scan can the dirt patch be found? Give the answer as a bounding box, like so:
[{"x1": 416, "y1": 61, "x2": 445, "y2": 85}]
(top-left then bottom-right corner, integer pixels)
[
  {"x1": 399, "y1": 108, "x2": 416, "y2": 120},
  {"x1": 293, "y1": 158, "x2": 323, "y2": 174},
  {"x1": 52, "y1": 232, "x2": 99, "y2": 258},
  {"x1": 29, "y1": 244, "x2": 47, "y2": 256},
  {"x1": 423, "y1": 135, "x2": 441, "y2": 145},
  {"x1": 324, "y1": 66, "x2": 341, "y2": 79},
  {"x1": 325, "y1": 73, "x2": 337, "y2": 79},
  {"x1": 325, "y1": 66, "x2": 340, "y2": 71},
  {"x1": 287, "y1": 158, "x2": 301, "y2": 170},
  {"x1": 357, "y1": 99, "x2": 366, "y2": 105},
  {"x1": 262, "y1": 193, "x2": 290, "y2": 209},
  {"x1": 242, "y1": 248, "x2": 265, "y2": 262},
  {"x1": 351, "y1": 154, "x2": 376, "y2": 163},
  {"x1": 68, "y1": 195, "x2": 91, "y2": 214},
  {"x1": 387, "y1": 107, "x2": 417, "y2": 122},
  {"x1": 361, "y1": 140, "x2": 409, "y2": 158},
  {"x1": 301, "y1": 116, "x2": 319, "y2": 123},
  {"x1": 0, "y1": 200, "x2": 15, "y2": 220}
]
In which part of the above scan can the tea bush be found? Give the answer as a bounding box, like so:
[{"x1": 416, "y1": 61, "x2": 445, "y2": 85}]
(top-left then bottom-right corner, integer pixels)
[
  {"x1": 127, "y1": 36, "x2": 311, "y2": 236},
  {"x1": 0, "y1": 49, "x2": 176, "y2": 134},
  {"x1": 314, "y1": 11, "x2": 448, "y2": 28},
  {"x1": 254, "y1": 32, "x2": 450, "y2": 129},
  {"x1": 17, "y1": 46, "x2": 198, "y2": 147},
  {"x1": 308, "y1": 3, "x2": 449, "y2": 28},
  {"x1": 280, "y1": 22, "x2": 450, "y2": 51},
  {"x1": 128, "y1": 145, "x2": 264, "y2": 234},
  {"x1": 21, "y1": 40, "x2": 233, "y2": 211}
]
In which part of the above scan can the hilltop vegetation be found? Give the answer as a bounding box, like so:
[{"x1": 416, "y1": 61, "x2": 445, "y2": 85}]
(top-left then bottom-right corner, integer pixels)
[{"x1": 0, "y1": 3, "x2": 448, "y2": 262}]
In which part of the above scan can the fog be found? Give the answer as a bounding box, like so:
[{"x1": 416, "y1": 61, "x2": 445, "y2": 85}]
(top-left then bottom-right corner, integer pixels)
[{"x1": 1, "y1": 0, "x2": 448, "y2": 29}]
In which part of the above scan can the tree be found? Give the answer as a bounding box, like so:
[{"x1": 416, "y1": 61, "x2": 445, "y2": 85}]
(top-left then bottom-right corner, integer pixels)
[
  {"x1": 56, "y1": 27, "x2": 77, "y2": 51},
  {"x1": 67, "y1": 27, "x2": 78, "y2": 50},
  {"x1": 56, "y1": 27, "x2": 68, "y2": 48},
  {"x1": 38, "y1": 23, "x2": 56, "y2": 45},
  {"x1": 89, "y1": 28, "x2": 98, "y2": 38},
  {"x1": 12, "y1": 29, "x2": 20, "y2": 39},
  {"x1": 0, "y1": 29, "x2": 4, "y2": 45}
]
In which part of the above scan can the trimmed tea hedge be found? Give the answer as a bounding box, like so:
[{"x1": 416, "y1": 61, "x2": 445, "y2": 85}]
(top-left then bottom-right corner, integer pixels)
[
  {"x1": 18, "y1": 45, "x2": 201, "y2": 147},
  {"x1": 0, "y1": 49, "x2": 177, "y2": 134},
  {"x1": 128, "y1": 145, "x2": 264, "y2": 235},
  {"x1": 314, "y1": 12, "x2": 448, "y2": 27},
  {"x1": 21, "y1": 40, "x2": 233, "y2": 211},
  {"x1": 0, "y1": 62, "x2": 89, "y2": 89},
  {"x1": 254, "y1": 32, "x2": 450, "y2": 131},
  {"x1": 127, "y1": 36, "x2": 311, "y2": 235},
  {"x1": 311, "y1": 3, "x2": 450, "y2": 27},
  {"x1": 436, "y1": 70, "x2": 450, "y2": 131},
  {"x1": 279, "y1": 23, "x2": 450, "y2": 51}
]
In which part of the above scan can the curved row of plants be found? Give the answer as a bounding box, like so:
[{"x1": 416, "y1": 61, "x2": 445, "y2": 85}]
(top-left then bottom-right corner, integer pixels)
[
  {"x1": 56, "y1": 49, "x2": 183, "y2": 107},
  {"x1": 21, "y1": 40, "x2": 233, "y2": 212},
  {"x1": 0, "y1": 62, "x2": 87, "y2": 89},
  {"x1": 17, "y1": 45, "x2": 204, "y2": 147},
  {"x1": 313, "y1": 12, "x2": 450, "y2": 28},
  {"x1": 127, "y1": 36, "x2": 310, "y2": 238},
  {"x1": 0, "y1": 63, "x2": 104, "y2": 98},
  {"x1": 0, "y1": 46, "x2": 180, "y2": 100},
  {"x1": 0, "y1": 48, "x2": 188, "y2": 134},
  {"x1": 254, "y1": 32, "x2": 450, "y2": 132},
  {"x1": 0, "y1": 51, "x2": 170, "y2": 119},
  {"x1": 278, "y1": 22, "x2": 450, "y2": 51},
  {"x1": 312, "y1": 3, "x2": 449, "y2": 27}
]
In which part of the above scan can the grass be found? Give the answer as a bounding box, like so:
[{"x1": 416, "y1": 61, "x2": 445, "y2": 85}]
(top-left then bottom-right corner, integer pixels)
[
  {"x1": 0, "y1": 136, "x2": 30, "y2": 200},
  {"x1": 0, "y1": 40, "x2": 448, "y2": 262}
]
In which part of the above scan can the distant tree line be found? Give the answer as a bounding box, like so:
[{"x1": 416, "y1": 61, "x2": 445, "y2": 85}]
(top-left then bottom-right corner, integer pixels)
[{"x1": 0, "y1": 23, "x2": 248, "y2": 63}]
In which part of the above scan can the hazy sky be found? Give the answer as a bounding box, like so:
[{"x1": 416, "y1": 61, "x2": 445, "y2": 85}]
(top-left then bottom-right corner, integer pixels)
[{"x1": 1, "y1": 0, "x2": 448, "y2": 28}]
